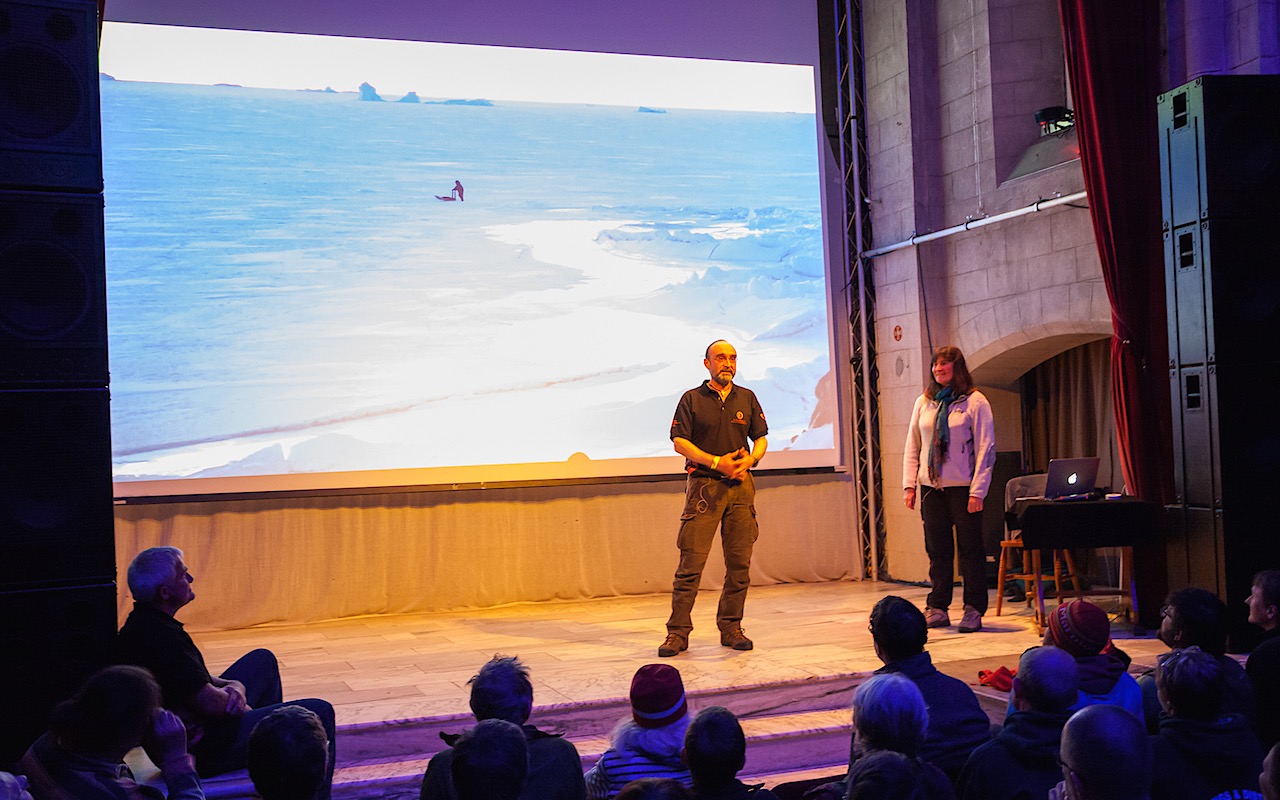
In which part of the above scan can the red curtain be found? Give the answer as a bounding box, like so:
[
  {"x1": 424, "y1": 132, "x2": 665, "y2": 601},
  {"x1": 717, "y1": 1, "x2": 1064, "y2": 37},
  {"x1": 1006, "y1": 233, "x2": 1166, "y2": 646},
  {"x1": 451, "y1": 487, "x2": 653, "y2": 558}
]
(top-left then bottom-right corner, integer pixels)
[{"x1": 1057, "y1": 0, "x2": 1173, "y2": 507}]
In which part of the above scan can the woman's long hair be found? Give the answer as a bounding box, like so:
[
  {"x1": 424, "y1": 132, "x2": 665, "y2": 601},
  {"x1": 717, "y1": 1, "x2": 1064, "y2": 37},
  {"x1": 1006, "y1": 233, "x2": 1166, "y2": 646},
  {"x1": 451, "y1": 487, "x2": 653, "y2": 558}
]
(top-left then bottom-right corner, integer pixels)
[{"x1": 924, "y1": 345, "x2": 974, "y2": 399}]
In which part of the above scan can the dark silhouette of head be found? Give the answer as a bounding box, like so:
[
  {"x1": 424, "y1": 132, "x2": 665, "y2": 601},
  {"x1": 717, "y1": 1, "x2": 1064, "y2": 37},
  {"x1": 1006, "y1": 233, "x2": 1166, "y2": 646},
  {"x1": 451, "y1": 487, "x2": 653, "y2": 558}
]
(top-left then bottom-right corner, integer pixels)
[
  {"x1": 869, "y1": 596, "x2": 928, "y2": 663},
  {"x1": 469, "y1": 655, "x2": 534, "y2": 725},
  {"x1": 451, "y1": 719, "x2": 529, "y2": 800},
  {"x1": 50, "y1": 665, "x2": 161, "y2": 760},
  {"x1": 1013, "y1": 646, "x2": 1079, "y2": 714},
  {"x1": 1156, "y1": 646, "x2": 1223, "y2": 722},
  {"x1": 1262, "y1": 742, "x2": 1280, "y2": 800},
  {"x1": 683, "y1": 706, "x2": 745, "y2": 787},
  {"x1": 1160, "y1": 587, "x2": 1230, "y2": 655},
  {"x1": 248, "y1": 705, "x2": 330, "y2": 800},
  {"x1": 1060, "y1": 705, "x2": 1152, "y2": 800},
  {"x1": 614, "y1": 778, "x2": 693, "y2": 800},
  {"x1": 846, "y1": 750, "x2": 927, "y2": 800}
]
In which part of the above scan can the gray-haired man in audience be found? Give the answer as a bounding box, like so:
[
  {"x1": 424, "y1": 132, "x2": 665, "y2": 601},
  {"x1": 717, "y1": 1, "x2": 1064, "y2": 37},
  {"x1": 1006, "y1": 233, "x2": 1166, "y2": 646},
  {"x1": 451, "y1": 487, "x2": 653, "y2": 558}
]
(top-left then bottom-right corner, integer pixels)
[{"x1": 114, "y1": 546, "x2": 336, "y2": 795}]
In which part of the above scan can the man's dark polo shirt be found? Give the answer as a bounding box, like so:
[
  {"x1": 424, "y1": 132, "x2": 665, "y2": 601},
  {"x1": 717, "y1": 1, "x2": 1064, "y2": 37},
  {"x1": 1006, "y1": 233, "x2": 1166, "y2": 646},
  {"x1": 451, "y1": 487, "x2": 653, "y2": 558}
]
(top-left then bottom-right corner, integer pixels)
[
  {"x1": 115, "y1": 603, "x2": 214, "y2": 709},
  {"x1": 671, "y1": 381, "x2": 767, "y2": 477}
]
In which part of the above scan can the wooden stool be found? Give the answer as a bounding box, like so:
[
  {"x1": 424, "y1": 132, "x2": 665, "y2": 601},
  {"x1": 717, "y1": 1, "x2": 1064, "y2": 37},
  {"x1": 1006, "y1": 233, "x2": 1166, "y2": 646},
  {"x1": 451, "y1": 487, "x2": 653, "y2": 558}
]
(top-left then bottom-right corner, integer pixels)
[{"x1": 995, "y1": 536, "x2": 1082, "y2": 632}]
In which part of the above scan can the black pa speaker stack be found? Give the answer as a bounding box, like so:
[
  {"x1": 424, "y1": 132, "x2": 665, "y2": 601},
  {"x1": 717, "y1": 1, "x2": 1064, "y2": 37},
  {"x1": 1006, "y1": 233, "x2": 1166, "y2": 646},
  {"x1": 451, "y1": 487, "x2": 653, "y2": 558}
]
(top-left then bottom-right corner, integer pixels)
[
  {"x1": 0, "y1": 0, "x2": 117, "y2": 765},
  {"x1": 1159, "y1": 74, "x2": 1280, "y2": 648}
]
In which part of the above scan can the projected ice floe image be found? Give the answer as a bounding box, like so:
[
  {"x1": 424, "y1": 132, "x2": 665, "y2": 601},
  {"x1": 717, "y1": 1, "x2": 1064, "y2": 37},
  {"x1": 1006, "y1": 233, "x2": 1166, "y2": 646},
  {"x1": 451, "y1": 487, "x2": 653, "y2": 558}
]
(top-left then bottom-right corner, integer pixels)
[{"x1": 99, "y1": 24, "x2": 835, "y2": 486}]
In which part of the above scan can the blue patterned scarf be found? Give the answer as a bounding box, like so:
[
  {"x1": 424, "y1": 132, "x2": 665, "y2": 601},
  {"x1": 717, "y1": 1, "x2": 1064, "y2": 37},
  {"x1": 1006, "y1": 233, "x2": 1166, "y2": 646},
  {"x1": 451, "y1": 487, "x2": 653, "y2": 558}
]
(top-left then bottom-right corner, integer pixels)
[{"x1": 927, "y1": 386, "x2": 957, "y2": 483}]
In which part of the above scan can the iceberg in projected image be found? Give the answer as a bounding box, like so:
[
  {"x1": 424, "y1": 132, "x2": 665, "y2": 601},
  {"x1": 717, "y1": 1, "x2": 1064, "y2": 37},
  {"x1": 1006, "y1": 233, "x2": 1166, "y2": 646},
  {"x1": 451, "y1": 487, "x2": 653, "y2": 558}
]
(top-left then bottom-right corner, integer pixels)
[{"x1": 99, "y1": 23, "x2": 836, "y2": 493}]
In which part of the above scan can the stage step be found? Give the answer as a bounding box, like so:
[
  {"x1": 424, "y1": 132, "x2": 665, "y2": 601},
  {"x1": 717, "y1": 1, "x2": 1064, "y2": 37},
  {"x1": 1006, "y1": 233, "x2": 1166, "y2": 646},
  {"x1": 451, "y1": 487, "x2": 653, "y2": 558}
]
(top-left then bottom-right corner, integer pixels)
[
  {"x1": 335, "y1": 709, "x2": 854, "y2": 800},
  {"x1": 191, "y1": 672, "x2": 867, "y2": 800},
  {"x1": 189, "y1": 671, "x2": 1010, "y2": 799}
]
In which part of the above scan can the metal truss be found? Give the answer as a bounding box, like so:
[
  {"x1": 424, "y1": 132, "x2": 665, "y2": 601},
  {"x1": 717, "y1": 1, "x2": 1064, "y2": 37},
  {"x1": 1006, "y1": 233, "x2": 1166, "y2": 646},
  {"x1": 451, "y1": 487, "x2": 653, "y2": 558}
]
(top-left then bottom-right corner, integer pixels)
[{"x1": 822, "y1": 0, "x2": 884, "y2": 579}]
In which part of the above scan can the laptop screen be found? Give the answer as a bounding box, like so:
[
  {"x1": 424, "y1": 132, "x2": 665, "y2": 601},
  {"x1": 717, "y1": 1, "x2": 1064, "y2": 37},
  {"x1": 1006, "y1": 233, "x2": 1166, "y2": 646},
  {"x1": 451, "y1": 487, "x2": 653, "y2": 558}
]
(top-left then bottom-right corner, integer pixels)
[{"x1": 1044, "y1": 457, "x2": 1101, "y2": 499}]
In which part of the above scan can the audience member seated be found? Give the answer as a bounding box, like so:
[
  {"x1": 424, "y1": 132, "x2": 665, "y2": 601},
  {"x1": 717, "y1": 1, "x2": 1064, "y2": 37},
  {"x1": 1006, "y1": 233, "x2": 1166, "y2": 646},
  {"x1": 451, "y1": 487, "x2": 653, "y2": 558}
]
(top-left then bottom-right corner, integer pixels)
[
  {"x1": 1137, "y1": 587, "x2": 1256, "y2": 733},
  {"x1": 586, "y1": 664, "x2": 693, "y2": 800},
  {"x1": 1050, "y1": 704, "x2": 1152, "y2": 800},
  {"x1": 114, "y1": 546, "x2": 337, "y2": 792},
  {"x1": 614, "y1": 779, "x2": 693, "y2": 800},
  {"x1": 452, "y1": 719, "x2": 529, "y2": 800},
  {"x1": 868, "y1": 596, "x2": 990, "y2": 782},
  {"x1": 422, "y1": 655, "x2": 585, "y2": 800},
  {"x1": 19, "y1": 665, "x2": 204, "y2": 800},
  {"x1": 957, "y1": 645, "x2": 1077, "y2": 800},
  {"x1": 1262, "y1": 742, "x2": 1280, "y2": 800},
  {"x1": 0, "y1": 773, "x2": 33, "y2": 800},
  {"x1": 1148, "y1": 646, "x2": 1264, "y2": 800},
  {"x1": 682, "y1": 706, "x2": 777, "y2": 800},
  {"x1": 249, "y1": 706, "x2": 330, "y2": 800},
  {"x1": 1039, "y1": 599, "x2": 1142, "y2": 718},
  {"x1": 846, "y1": 673, "x2": 953, "y2": 799},
  {"x1": 1247, "y1": 569, "x2": 1280, "y2": 749},
  {"x1": 845, "y1": 751, "x2": 932, "y2": 800}
]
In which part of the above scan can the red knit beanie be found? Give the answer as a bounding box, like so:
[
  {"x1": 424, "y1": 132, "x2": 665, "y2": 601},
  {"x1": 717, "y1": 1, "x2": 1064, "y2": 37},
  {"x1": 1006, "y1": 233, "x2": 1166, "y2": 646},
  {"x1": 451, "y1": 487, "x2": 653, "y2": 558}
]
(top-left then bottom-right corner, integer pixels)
[
  {"x1": 630, "y1": 664, "x2": 688, "y2": 729},
  {"x1": 1048, "y1": 599, "x2": 1111, "y2": 658}
]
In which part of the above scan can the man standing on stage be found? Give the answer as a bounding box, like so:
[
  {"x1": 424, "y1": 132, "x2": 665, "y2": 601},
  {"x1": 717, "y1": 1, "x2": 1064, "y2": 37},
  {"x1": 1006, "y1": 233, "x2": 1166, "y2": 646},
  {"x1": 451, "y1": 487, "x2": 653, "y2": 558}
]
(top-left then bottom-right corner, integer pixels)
[{"x1": 660, "y1": 340, "x2": 768, "y2": 657}]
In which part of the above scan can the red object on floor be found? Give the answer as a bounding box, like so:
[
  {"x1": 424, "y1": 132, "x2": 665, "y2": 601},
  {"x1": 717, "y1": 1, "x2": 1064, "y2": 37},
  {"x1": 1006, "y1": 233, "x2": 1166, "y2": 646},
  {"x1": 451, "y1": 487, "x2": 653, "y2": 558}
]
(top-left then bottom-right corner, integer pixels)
[{"x1": 978, "y1": 666, "x2": 1016, "y2": 692}]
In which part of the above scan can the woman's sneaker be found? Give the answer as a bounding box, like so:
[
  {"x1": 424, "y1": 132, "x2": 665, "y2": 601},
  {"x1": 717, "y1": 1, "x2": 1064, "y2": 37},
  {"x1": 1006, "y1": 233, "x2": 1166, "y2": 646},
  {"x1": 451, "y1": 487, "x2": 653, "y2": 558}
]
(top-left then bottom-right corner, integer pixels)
[
  {"x1": 924, "y1": 607, "x2": 950, "y2": 628},
  {"x1": 957, "y1": 605, "x2": 983, "y2": 633}
]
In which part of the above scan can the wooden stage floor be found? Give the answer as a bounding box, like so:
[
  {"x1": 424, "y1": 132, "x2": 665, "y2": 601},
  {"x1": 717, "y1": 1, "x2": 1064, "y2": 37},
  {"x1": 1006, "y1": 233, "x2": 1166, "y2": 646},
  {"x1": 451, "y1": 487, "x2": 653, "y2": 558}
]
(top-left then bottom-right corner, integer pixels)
[{"x1": 190, "y1": 578, "x2": 1163, "y2": 729}]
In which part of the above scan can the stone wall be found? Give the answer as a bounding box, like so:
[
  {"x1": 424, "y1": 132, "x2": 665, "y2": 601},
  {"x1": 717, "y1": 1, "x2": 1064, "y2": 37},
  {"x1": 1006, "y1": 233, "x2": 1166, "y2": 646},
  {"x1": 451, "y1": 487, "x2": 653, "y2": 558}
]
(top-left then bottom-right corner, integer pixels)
[{"x1": 862, "y1": 0, "x2": 1113, "y2": 582}]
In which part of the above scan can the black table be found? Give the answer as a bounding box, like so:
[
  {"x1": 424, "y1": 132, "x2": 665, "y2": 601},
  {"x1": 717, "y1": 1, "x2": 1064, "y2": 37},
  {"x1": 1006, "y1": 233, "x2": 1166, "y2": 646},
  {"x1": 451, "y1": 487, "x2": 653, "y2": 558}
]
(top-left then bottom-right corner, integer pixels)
[
  {"x1": 1004, "y1": 497, "x2": 1159, "y2": 630},
  {"x1": 1008, "y1": 497, "x2": 1159, "y2": 549}
]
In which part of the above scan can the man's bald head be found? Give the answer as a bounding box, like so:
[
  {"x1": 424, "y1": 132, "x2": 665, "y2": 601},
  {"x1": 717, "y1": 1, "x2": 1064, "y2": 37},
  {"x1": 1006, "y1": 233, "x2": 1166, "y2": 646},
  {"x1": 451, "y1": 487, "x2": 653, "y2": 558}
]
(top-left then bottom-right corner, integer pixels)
[{"x1": 1060, "y1": 705, "x2": 1151, "y2": 800}]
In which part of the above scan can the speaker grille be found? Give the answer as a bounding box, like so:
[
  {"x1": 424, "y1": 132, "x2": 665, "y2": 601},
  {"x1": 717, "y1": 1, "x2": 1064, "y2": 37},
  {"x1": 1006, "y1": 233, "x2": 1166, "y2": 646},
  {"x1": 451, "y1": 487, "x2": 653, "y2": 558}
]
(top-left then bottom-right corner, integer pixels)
[
  {"x1": 0, "y1": 388, "x2": 115, "y2": 590},
  {"x1": 0, "y1": 190, "x2": 107, "y2": 386},
  {"x1": 0, "y1": 0, "x2": 101, "y2": 191},
  {"x1": 0, "y1": 43, "x2": 82, "y2": 139}
]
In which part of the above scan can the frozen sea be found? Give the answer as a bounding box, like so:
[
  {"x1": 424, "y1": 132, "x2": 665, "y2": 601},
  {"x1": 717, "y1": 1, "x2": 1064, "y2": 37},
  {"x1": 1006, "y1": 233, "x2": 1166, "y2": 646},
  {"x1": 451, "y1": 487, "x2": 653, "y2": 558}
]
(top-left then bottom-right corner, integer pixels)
[{"x1": 101, "y1": 79, "x2": 835, "y2": 482}]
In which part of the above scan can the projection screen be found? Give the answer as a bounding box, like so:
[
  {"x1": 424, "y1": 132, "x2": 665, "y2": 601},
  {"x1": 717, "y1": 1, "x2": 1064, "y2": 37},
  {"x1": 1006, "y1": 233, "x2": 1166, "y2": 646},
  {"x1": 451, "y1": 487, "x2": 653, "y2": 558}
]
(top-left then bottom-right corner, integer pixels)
[{"x1": 99, "y1": 2, "x2": 845, "y2": 498}]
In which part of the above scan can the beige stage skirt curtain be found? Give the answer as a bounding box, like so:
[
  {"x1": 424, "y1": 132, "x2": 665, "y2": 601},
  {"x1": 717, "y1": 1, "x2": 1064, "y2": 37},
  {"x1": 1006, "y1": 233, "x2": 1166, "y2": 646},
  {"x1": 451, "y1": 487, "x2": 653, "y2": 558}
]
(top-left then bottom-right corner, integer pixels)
[
  {"x1": 1024, "y1": 338, "x2": 1122, "y2": 491},
  {"x1": 114, "y1": 473, "x2": 860, "y2": 632}
]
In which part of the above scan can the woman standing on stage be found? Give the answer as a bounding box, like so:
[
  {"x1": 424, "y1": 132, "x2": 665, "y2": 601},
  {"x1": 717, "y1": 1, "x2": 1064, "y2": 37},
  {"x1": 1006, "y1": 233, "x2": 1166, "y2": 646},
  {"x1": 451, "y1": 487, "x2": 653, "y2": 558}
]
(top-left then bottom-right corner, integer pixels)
[{"x1": 902, "y1": 345, "x2": 995, "y2": 633}]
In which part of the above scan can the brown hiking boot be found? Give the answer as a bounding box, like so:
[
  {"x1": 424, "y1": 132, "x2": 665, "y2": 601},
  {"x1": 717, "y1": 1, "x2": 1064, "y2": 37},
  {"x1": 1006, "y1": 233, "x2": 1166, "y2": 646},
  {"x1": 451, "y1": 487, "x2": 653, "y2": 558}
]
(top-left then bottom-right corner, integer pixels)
[
  {"x1": 720, "y1": 627, "x2": 754, "y2": 650},
  {"x1": 658, "y1": 633, "x2": 688, "y2": 657}
]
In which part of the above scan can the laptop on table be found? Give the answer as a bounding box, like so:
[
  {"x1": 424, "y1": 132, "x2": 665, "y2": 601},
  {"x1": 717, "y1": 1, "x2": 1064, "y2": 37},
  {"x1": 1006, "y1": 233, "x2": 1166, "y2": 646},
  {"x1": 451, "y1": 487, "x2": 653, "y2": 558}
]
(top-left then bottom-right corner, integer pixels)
[{"x1": 1043, "y1": 457, "x2": 1101, "y2": 500}]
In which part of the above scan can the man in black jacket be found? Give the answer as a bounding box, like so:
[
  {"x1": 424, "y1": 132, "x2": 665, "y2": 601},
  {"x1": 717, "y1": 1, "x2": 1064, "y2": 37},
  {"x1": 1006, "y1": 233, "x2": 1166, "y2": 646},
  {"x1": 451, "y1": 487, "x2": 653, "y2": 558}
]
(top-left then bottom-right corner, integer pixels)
[
  {"x1": 421, "y1": 656, "x2": 585, "y2": 800},
  {"x1": 868, "y1": 595, "x2": 990, "y2": 782},
  {"x1": 683, "y1": 706, "x2": 777, "y2": 800},
  {"x1": 958, "y1": 645, "x2": 1077, "y2": 800},
  {"x1": 1137, "y1": 587, "x2": 1256, "y2": 733},
  {"x1": 1149, "y1": 646, "x2": 1264, "y2": 800}
]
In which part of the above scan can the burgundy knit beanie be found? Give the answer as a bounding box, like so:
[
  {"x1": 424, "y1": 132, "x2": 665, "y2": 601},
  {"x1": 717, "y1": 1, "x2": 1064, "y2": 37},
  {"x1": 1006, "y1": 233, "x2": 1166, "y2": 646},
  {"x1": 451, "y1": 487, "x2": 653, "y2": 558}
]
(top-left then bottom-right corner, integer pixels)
[
  {"x1": 630, "y1": 663, "x2": 688, "y2": 728},
  {"x1": 1048, "y1": 599, "x2": 1111, "y2": 658}
]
